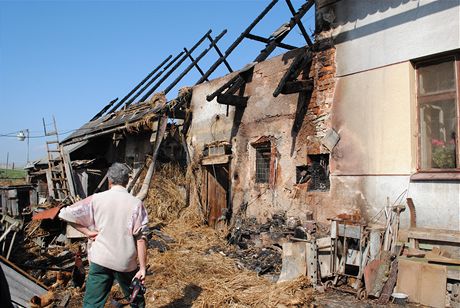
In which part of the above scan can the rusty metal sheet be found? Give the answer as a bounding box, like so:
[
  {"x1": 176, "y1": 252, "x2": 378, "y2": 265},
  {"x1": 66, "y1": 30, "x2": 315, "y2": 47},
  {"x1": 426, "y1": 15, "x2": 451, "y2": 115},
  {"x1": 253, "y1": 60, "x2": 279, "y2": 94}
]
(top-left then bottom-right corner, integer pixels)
[
  {"x1": 364, "y1": 259, "x2": 384, "y2": 294},
  {"x1": 32, "y1": 205, "x2": 62, "y2": 220}
]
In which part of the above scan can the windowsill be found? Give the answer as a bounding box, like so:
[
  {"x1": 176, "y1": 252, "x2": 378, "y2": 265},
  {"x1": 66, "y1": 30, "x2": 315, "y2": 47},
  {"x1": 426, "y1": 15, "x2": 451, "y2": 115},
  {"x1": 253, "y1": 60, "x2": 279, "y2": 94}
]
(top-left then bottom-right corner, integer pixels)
[{"x1": 410, "y1": 171, "x2": 460, "y2": 181}]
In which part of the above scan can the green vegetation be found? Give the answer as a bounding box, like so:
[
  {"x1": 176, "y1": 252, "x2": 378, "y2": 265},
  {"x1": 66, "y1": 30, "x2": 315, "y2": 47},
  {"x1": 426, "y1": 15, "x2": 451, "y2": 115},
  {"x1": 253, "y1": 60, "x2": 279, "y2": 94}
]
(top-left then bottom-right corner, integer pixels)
[{"x1": 0, "y1": 168, "x2": 26, "y2": 179}]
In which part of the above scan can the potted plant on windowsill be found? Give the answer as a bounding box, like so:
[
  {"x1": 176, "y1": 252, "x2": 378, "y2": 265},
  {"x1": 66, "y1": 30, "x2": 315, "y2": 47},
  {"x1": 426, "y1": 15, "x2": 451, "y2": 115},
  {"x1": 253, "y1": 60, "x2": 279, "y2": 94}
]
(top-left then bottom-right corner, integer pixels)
[{"x1": 431, "y1": 139, "x2": 456, "y2": 169}]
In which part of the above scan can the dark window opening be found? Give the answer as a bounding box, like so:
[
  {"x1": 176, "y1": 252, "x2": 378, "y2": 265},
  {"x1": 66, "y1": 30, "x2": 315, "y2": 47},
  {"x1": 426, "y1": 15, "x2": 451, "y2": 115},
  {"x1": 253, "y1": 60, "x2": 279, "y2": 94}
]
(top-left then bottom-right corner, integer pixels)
[
  {"x1": 255, "y1": 144, "x2": 271, "y2": 183},
  {"x1": 297, "y1": 154, "x2": 330, "y2": 191}
]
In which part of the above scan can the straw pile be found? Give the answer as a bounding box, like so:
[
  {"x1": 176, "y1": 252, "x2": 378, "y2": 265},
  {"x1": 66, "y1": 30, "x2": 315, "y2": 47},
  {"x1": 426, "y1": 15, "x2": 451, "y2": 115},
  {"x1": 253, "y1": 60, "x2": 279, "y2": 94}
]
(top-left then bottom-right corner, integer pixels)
[
  {"x1": 143, "y1": 163, "x2": 187, "y2": 225},
  {"x1": 144, "y1": 218, "x2": 313, "y2": 307}
]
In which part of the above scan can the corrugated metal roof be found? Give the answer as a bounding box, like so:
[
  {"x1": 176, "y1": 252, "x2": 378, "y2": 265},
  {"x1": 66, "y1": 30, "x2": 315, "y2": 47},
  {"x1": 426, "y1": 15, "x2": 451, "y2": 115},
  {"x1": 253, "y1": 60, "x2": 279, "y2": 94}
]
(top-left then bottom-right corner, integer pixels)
[{"x1": 0, "y1": 258, "x2": 47, "y2": 307}]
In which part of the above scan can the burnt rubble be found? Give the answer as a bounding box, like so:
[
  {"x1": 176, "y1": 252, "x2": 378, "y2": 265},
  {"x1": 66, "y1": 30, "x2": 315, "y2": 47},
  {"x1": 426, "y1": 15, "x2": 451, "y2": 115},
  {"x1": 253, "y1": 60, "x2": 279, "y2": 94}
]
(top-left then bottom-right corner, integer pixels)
[{"x1": 225, "y1": 210, "x2": 327, "y2": 277}]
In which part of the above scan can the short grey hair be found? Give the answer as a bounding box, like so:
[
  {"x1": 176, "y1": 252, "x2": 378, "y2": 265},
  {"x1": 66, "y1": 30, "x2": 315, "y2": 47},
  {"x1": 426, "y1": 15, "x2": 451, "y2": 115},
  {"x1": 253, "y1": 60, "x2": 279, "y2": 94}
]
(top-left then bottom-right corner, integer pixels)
[{"x1": 107, "y1": 163, "x2": 130, "y2": 186}]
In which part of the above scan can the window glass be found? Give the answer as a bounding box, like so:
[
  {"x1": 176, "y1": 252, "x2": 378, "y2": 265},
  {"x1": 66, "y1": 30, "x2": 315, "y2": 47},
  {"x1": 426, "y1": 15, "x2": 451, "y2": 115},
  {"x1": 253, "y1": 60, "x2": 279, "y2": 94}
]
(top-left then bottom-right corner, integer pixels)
[
  {"x1": 417, "y1": 58, "x2": 458, "y2": 170},
  {"x1": 255, "y1": 144, "x2": 271, "y2": 183},
  {"x1": 420, "y1": 99, "x2": 458, "y2": 169},
  {"x1": 417, "y1": 61, "x2": 455, "y2": 95}
]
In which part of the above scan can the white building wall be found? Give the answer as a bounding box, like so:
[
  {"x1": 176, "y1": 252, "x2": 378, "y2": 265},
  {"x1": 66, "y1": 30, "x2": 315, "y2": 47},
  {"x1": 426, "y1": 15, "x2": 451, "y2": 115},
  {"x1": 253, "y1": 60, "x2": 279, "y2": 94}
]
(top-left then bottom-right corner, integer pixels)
[
  {"x1": 324, "y1": 0, "x2": 460, "y2": 230},
  {"x1": 322, "y1": 0, "x2": 460, "y2": 76}
]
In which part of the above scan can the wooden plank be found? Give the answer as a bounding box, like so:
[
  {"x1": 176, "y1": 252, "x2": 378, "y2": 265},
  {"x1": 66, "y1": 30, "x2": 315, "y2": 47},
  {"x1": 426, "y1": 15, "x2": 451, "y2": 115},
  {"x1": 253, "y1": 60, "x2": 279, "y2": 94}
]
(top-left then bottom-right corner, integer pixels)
[
  {"x1": 427, "y1": 256, "x2": 460, "y2": 265},
  {"x1": 201, "y1": 154, "x2": 230, "y2": 166},
  {"x1": 377, "y1": 259, "x2": 398, "y2": 304},
  {"x1": 419, "y1": 262, "x2": 447, "y2": 308},
  {"x1": 407, "y1": 227, "x2": 460, "y2": 244},
  {"x1": 397, "y1": 258, "x2": 446, "y2": 307}
]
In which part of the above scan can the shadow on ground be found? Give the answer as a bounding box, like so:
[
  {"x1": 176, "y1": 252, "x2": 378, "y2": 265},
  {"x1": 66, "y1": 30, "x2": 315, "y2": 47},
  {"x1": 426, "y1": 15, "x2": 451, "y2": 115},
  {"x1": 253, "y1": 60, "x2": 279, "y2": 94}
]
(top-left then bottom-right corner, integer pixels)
[{"x1": 160, "y1": 284, "x2": 202, "y2": 308}]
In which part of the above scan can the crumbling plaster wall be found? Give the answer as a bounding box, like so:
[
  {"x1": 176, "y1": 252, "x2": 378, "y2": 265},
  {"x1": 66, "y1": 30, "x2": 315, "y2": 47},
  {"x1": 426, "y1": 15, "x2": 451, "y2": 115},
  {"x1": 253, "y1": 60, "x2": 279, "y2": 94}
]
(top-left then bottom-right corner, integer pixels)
[{"x1": 188, "y1": 48, "x2": 318, "y2": 223}]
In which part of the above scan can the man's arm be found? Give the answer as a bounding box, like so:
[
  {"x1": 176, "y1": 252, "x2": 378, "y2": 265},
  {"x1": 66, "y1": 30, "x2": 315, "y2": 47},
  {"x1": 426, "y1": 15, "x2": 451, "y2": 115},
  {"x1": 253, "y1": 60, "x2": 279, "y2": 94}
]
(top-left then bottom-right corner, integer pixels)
[
  {"x1": 69, "y1": 222, "x2": 98, "y2": 239},
  {"x1": 134, "y1": 238, "x2": 147, "y2": 283}
]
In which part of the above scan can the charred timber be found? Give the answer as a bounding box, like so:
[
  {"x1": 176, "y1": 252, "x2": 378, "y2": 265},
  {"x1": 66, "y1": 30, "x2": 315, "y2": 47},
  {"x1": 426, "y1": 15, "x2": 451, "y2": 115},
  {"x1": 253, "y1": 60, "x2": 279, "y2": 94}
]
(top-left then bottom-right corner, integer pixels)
[
  {"x1": 285, "y1": 0, "x2": 313, "y2": 46},
  {"x1": 216, "y1": 94, "x2": 248, "y2": 107},
  {"x1": 163, "y1": 30, "x2": 227, "y2": 96},
  {"x1": 196, "y1": 0, "x2": 278, "y2": 84},
  {"x1": 124, "y1": 51, "x2": 185, "y2": 106},
  {"x1": 166, "y1": 108, "x2": 186, "y2": 120},
  {"x1": 106, "y1": 54, "x2": 172, "y2": 113},
  {"x1": 206, "y1": 34, "x2": 233, "y2": 73},
  {"x1": 206, "y1": 74, "x2": 241, "y2": 102},
  {"x1": 280, "y1": 80, "x2": 313, "y2": 94},
  {"x1": 253, "y1": 1, "x2": 313, "y2": 64},
  {"x1": 245, "y1": 33, "x2": 297, "y2": 50},
  {"x1": 273, "y1": 50, "x2": 312, "y2": 97},
  {"x1": 90, "y1": 97, "x2": 118, "y2": 121},
  {"x1": 140, "y1": 30, "x2": 212, "y2": 102},
  {"x1": 184, "y1": 47, "x2": 208, "y2": 81}
]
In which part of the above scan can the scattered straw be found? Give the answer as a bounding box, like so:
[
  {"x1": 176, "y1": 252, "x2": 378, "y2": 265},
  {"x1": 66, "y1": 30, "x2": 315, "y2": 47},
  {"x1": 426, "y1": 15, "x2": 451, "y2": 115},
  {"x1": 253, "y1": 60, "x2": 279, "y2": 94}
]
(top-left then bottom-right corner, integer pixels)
[{"x1": 144, "y1": 220, "x2": 313, "y2": 307}]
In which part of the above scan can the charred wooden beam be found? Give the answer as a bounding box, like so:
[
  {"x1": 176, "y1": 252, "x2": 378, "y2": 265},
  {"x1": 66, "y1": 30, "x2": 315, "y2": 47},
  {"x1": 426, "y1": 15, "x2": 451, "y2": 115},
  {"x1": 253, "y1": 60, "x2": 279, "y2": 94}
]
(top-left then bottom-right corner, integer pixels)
[
  {"x1": 273, "y1": 50, "x2": 312, "y2": 97},
  {"x1": 184, "y1": 47, "x2": 207, "y2": 81},
  {"x1": 206, "y1": 34, "x2": 233, "y2": 73},
  {"x1": 206, "y1": 74, "x2": 240, "y2": 102},
  {"x1": 253, "y1": 1, "x2": 313, "y2": 63},
  {"x1": 196, "y1": 0, "x2": 278, "y2": 84},
  {"x1": 245, "y1": 33, "x2": 297, "y2": 50},
  {"x1": 206, "y1": 63, "x2": 255, "y2": 102},
  {"x1": 209, "y1": 1, "x2": 313, "y2": 102},
  {"x1": 163, "y1": 30, "x2": 227, "y2": 95},
  {"x1": 139, "y1": 30, "x2": 212, "y2": 102},
  {"x1": 280, "y1": 79, "x2": 313, "y2": 94},
  {"x1": 90, "y1": 97, "x2": 118, "y2": 121},
  {"x1": 106, "y1": 54, "x2": 172, "y2": 114},
  {"x1": 285, "y1": 0, "x2": 313, "y2": 46},
  {"x1": 123, "y1": 51, "x2": 184, "y2": 107},
  {"x1": 216, "y1": 94, "x2": 248, "y2": 107}
]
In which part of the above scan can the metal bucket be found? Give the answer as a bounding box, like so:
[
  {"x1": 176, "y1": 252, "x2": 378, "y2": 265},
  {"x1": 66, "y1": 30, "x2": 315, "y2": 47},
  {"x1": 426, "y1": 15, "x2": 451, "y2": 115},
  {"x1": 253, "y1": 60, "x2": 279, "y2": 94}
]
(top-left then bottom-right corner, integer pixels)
[{"x1": 392, "y1": 293, "x2": 408, "y2": 305}]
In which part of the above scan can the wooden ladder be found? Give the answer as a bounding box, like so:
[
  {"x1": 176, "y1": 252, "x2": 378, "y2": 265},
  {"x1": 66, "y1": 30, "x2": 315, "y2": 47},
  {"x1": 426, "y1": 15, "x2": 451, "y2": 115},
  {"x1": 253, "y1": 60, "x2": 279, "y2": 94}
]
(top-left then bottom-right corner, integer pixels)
[{"x1": 43, "y1": 116, "x2": 69, "y2": 201}]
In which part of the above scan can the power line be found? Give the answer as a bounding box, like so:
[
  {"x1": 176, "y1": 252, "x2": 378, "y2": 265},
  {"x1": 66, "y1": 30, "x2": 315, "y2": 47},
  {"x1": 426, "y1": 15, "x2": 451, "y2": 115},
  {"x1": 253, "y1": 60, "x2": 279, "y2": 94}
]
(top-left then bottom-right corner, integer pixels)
[{"x1": 0, "y1": 128, "x2": 78, "y2": 139}]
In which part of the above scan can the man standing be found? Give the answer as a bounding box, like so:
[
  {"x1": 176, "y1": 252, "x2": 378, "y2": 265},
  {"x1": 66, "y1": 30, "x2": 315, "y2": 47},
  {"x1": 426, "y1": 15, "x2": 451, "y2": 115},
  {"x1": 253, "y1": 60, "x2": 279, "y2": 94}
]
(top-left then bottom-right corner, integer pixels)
[{"x1": 59, "y1": 163, "x2": 148, "y2": 308}]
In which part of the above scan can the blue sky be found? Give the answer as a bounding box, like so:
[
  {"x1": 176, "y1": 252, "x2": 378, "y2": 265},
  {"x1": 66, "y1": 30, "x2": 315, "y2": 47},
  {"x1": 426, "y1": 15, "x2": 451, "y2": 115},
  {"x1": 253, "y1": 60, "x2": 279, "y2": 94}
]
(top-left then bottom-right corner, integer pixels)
[{"x1": 0, "y1": 0, "x2": 314, "y2": 167}]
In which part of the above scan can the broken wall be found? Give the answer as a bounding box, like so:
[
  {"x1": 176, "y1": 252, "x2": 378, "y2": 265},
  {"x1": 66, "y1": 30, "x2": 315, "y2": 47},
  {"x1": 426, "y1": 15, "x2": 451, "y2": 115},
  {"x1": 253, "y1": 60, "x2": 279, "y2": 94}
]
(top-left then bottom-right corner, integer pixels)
[{"x1": 188, "y1": 49, "x2": 315, "y2": 223}]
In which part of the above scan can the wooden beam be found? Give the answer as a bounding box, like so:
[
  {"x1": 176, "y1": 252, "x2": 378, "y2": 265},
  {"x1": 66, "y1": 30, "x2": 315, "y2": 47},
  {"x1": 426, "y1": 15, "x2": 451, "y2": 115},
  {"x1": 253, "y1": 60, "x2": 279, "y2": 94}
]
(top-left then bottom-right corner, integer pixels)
[
  {"x1": 407, "y1": 227, "x2": 460, "y2": 244},
  {"x1": 280, "y1": 79, "x2": 313, "y2": 94},
  {"x1": 216, "y1": 94, "x2": 248, "y2": 107},
  {"x1": 285, "y1": 0, "x2": 313, "y2": 46},
  {"x1": 245, "y1": 33, "x2": 298, "y2": 50},
  {"x1": 201, "y1": 154, "x2": 231, "y2": 166}
]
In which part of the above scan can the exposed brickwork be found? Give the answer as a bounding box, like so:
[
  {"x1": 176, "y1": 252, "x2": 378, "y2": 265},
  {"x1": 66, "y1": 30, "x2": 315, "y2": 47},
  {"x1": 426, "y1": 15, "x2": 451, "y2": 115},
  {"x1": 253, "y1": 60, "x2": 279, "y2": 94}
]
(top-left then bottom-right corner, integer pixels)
[{"x1": 297, "y1": 40, "x2": 336, "y2": 156}]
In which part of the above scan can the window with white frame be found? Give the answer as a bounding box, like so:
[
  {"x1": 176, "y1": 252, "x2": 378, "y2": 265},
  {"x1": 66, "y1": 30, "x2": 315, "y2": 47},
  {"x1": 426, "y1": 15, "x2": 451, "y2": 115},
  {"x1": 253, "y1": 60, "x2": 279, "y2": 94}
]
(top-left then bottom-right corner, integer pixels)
[{"x1": 416, "y1": 55, "x2": 459, "y2": 170}]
